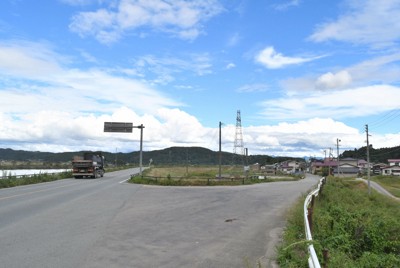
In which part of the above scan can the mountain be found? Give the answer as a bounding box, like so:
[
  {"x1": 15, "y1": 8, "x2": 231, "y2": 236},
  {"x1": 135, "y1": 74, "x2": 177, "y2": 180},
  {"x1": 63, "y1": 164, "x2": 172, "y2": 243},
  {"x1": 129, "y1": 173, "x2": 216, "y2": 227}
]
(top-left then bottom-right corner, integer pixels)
[
  {"x1": 341, "y1": 145, "x2": 400, "y2": 163},
  {"x1": 0, "y1": 147, "x2": 301, "y2": 166}
]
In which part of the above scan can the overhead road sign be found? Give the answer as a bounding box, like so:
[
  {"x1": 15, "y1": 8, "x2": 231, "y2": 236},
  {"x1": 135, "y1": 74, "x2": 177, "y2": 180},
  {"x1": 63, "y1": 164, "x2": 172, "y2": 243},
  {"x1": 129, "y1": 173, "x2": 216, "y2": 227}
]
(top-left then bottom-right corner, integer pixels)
[
  {"x1": 104, "y1": 122, "x2": 133, "y2": 133},
  {"x1": 103, "y1": 122, "x2": 145, "y2": 175}
]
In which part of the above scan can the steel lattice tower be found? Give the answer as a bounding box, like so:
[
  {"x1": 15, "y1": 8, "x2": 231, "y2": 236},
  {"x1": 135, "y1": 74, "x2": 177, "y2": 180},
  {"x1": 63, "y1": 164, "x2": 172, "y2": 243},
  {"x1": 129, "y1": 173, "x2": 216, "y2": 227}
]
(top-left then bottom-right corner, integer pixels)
[{"x1": 233, "y1": 110, "x2": 245, "y2": 164}]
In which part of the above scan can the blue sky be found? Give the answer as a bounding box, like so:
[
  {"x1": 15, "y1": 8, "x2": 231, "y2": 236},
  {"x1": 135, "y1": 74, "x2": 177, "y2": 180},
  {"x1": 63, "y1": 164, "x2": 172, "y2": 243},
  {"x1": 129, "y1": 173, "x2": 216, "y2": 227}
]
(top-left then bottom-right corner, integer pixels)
[{"x1": 1, "y1": 0, "x2": 400, "y2": 158}]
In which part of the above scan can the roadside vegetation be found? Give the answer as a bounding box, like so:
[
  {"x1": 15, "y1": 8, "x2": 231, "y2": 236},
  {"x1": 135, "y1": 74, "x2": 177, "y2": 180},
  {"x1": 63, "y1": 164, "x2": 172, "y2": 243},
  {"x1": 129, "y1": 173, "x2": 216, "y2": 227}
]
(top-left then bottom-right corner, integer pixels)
[
  {"x1": 370, "y1": 175, "x2": 400, "y2": 198},
  {"x1": 277, "y1": 176, "x2": 400, "y2": 267},
  {"x1": 129, "y1": 165, "x2": 301, "y2": 186},
  {"x1": 0, "y1": 164, "x2": 140, "y2": 189},
  {"x1": 0, "y1": 171, "x2": 73, "y2": 188}
]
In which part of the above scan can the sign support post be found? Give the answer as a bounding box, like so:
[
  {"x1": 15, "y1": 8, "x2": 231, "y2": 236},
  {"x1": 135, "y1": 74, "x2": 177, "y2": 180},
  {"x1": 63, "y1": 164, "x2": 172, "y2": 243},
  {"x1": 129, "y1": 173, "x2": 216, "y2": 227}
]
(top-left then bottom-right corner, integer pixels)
[
  {"x1": 138, "y1": 124, "x2": 144, "y2": 175},
  {"x1": 104, "y1": 122, "x2": 145, "y2": 175}
]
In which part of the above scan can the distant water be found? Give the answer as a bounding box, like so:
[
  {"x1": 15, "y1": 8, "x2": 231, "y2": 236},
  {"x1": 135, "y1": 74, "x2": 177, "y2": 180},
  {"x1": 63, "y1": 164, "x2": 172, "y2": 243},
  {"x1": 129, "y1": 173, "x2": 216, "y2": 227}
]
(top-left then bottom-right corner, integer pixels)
[{"x1": 1, "y1": 169, "x2": 71, "y2": 177}]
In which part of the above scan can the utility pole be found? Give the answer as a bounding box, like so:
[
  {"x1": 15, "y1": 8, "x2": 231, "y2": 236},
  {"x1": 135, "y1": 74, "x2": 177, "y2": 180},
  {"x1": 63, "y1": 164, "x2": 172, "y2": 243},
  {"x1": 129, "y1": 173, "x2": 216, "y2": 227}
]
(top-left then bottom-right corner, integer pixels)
[
  {"x1": 366, "y1": 124, "x2": 371, "y2": 195},
  {"x1": 138, "y1": 124, "x2": 144, "y2": 175},
  {"x1": 219, "y1": 121, "x2": 222, "y2": 179},
  {"x1": 329, "y1": 147, "x2": 333, "y2": 175},
  {"x1": 336, "y1": 138, "x2": 341, "y2": 177},
  {"x1": 115, "y1": 147, "x2": 117, "y2": 166}
]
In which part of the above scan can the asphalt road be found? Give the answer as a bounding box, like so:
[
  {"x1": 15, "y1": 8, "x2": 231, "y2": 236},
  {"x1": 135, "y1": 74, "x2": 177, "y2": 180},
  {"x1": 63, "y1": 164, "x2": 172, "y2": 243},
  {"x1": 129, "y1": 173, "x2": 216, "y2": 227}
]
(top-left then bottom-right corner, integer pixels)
[{"x1": 0, "y1": 169, "x2": 320, "y2": 268}]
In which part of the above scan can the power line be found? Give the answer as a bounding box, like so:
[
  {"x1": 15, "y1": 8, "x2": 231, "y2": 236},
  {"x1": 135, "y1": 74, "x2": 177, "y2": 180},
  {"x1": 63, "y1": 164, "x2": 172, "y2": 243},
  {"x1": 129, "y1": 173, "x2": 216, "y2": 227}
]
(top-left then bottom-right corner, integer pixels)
[{"x1": 367, "y1": 109, "x2": 400, "y2": 130}]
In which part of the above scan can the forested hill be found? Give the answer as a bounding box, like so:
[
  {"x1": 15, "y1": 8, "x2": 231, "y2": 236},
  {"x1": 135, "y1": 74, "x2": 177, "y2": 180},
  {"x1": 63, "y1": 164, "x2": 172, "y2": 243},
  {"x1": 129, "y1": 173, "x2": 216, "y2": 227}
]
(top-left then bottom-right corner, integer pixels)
[
  {"x1": 341, "y1": 145, "x2": 400, "y2": 163},
  {"x1": 0, "y1": 147, "x2": 301, "y2": 166}
]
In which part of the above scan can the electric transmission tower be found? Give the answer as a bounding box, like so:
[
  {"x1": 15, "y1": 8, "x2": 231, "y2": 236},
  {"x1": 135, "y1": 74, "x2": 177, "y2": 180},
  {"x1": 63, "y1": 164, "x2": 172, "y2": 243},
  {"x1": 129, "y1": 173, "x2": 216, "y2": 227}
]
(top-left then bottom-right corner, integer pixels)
[{"x1": 233, "y1": 110, "x2": 245, "y2": 165}]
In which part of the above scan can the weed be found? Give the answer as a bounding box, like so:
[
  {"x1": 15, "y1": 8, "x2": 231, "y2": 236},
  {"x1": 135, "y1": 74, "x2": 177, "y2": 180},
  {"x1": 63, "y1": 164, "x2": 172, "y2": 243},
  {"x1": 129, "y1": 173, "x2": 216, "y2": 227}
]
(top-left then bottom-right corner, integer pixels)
[
  {"x1": 0, "y1": 171, "x2": 72, "y2": 188},
  {"x1": 277, "y1": 177, "x2": 400, "y2": 267}
]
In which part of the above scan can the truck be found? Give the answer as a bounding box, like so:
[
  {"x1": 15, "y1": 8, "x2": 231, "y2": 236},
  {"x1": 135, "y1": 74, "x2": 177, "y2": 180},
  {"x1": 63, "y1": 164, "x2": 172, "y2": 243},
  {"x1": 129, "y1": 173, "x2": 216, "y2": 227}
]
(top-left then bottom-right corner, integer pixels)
[{"x1": 72, "y1": 152, "x2": 105, "y2": 179}]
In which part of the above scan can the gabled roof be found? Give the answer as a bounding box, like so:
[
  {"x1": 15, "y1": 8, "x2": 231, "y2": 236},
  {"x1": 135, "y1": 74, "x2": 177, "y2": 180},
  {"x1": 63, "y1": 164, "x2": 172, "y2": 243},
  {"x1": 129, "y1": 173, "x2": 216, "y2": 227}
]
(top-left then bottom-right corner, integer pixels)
[
  {"x1": 339, "y1": 163, "x2": 358, "y2": 168},
  {"x1": 341, "y1": 157, "x2": 358, "y2": 161},
  {"x1": 382, "y1": 165, "x2": 400, "y2": 170}
]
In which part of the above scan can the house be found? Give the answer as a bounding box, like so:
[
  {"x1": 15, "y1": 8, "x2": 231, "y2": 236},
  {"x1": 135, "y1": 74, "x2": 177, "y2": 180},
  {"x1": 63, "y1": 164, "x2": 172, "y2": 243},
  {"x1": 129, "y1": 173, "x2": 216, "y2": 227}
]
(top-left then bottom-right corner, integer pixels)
[
  {"x1": 279, "y1": 160, "x2": 304, "y2": 174},
  {"x1": 372, "y1": 163, "x2": 387, "y2": 175},
  {"x1": 250, "y1": 163, "x2": 260, "y2": 171},
  {"x1": 311, "y1": 158, "x2": 337, "y2": 175},
  {"x1": 333, "y1": 163, "x2": 360, "y2": 177},
  {"x1": 382, "y1": 159, "x2": 400, "y2": 176},
  {"x1": 340, "y1": 158, "x2": 358, "y2": 166},
  {"x1": 388, "y1": 159, "x2": 400, "y2": 166},
  {"x1": 382, "y1": 166, "x2": 400, "y2": 176},
  {"x1": 260, "y1": 164, "x2": 277, "y2": 175},
  {"x1": 312, "y1": 157, "x2": 364, "y2": 177}
]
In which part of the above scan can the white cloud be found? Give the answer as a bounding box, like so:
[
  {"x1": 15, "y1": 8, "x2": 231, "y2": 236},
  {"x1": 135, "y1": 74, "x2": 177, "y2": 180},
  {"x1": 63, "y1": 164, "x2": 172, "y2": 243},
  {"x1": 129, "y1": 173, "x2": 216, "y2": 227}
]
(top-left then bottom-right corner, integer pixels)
[
  {"x1": 226, "y1": 63, "x2": 235, "y2": 69},
  {"x1": 259, "y1": 85, "x2": 400, "y2": 120},
  {"x1": 0, "y1": 41, "x2": 180, "y2": 117},
  {"x1": 1, "y1": 100, "x2": 398, "y2": 157},
  {"x1": 227, "y1": 32, "x2": 240, "y2": 46},
  {"x1": 280, "y1": 53, "x2": 400, "y2": 92},
  {"x1": 273, "y1": 0, "x2": 300, "y2": 11},
  {"x1": 0, "y1": 40, "x2": 64, "y2": 78},
  {"x1": 255, "y1": 46, "x2": 321, "y2": 69},
  {"x1": 310, "y1": 0, "x2": 400, "y2": 47},
  {"x1": 69, "y1": 0, "x2": 224, "y2": 43},
  {"x1": 236, "y1": 83, "x2": 268, "y2": 93},
  {"x1": 60, "y1": 0, "x2": 101, "y2": 6},
  {"x1": 315, "y1": 70, "x2": 352, "y2": 90},
  {"x1": 0, "y1": 105, "x2": 373, "y2": 157},
  {"x1": 132, "y1": 53, "x2": 212, "y2": 85}
]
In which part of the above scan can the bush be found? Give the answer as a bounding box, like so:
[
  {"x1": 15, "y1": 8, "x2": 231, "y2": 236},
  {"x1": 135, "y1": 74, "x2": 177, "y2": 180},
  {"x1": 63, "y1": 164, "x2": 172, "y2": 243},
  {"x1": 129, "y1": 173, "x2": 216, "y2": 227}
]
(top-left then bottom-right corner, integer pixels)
[
  {"x1": 0, "y1": 171, "x2": 72, "y2": 188},
  {"x1": 277, "y1": 177, "x2": 400, "y2": 267}
]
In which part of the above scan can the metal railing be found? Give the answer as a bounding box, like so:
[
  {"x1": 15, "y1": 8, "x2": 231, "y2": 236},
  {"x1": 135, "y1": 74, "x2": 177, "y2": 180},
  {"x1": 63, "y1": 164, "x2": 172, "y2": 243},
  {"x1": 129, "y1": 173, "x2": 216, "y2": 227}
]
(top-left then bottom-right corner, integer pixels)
[{"x1": 304, "y1": 177, "x2": 326, "y2": 268}]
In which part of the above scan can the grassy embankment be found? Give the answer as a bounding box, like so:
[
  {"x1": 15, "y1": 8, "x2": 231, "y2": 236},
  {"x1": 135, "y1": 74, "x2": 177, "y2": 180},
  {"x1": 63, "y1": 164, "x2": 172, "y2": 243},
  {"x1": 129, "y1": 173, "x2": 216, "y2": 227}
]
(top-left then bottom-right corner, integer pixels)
[
  {"x1": 277, "y1": 177, "x2": 400, "y2": 267},
  {"x1": 129, "y1": 165, "x2": 301, "y2": 186},
  {"x1": 371, "y1": 175, "x2": 400, "y2": 198},
  {"x1": 0, "y1": 171, "x2": 73, "y2": 188}
]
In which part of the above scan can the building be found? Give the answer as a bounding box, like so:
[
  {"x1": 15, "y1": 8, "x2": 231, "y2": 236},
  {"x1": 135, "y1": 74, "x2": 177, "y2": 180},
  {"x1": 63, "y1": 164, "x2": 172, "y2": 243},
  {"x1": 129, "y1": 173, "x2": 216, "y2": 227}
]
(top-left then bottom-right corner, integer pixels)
[
  {"x1": 260, "y1": 164, "x2": 277, "y2": 175},
  {"x1": 372, "y1": 163, "x2": 387, "y2": 175},
  {"x1": 381, "y1": 159, "x2": 400, "y2": 176},
  {"x1": 310, "y1": 158, "x2": 337, "y2": 175},
  {"x1": 311, "y1": 157, "x2": 368, "y2": 177},
  {"x1": 279, "y1": 160, "x2": 304, "y2": 174}
]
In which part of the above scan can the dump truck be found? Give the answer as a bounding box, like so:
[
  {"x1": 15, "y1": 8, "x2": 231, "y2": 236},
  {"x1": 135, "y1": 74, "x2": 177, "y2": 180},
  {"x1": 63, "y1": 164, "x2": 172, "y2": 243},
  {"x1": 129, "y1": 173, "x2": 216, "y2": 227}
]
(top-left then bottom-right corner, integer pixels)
[{"x1": 72, "y1": 152, "x2": 105, "y2": 179}]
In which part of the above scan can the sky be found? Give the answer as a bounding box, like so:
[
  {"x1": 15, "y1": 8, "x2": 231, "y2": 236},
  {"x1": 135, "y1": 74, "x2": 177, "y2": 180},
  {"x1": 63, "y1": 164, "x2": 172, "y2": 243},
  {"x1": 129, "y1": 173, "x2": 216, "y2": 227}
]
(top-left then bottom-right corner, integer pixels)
[{"x1": 1, "y1": 0, "x2": 400, "y2": 158}]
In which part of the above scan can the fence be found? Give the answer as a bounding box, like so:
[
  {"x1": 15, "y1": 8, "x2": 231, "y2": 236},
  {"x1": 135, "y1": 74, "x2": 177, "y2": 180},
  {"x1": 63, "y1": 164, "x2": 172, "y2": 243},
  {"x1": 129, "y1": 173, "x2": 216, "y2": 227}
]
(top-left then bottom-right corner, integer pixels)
[
  {"x1": 304, "y1": 177, "x2": 326, "y2": 268},
  {"x1": 132, "y1": 175, "x2": 252, "y2": 184}
]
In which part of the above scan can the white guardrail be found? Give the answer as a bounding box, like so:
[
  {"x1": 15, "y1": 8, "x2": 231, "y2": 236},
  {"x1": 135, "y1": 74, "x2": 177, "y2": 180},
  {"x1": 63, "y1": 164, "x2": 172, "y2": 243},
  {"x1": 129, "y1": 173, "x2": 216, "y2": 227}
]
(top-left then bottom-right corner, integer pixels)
[{"x1": 304, "y1": 177, "x2": 326, "y2": 268}]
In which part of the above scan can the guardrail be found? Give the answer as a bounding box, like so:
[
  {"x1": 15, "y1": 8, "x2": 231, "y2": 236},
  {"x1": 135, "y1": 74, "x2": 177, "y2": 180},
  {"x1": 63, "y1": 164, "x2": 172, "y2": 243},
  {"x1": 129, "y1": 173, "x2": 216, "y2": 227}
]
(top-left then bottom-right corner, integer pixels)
[{"x1": 304, "y1": 177, "x2": 326, "y2": 268}]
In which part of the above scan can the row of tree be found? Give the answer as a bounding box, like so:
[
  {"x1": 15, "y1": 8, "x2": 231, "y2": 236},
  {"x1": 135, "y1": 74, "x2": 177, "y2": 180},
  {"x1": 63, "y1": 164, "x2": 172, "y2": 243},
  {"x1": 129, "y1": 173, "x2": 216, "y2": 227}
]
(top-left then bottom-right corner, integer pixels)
[
  {"x1": 0, "y1": 147, "x2": 302, "y2": 167},
  {"x1": 341, "y1": 145, "x2": 400, "y2": 163}
]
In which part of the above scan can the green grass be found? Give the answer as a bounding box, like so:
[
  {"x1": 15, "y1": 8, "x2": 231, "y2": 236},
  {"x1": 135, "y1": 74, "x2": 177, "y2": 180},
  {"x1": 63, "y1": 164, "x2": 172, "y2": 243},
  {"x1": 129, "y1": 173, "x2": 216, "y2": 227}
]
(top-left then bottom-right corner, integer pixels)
[
  {"x1": 370, "y1": 175, "x2": 400, "y2": 198},
  {"x1": 128, "y1": 166, "x2": 301, "y2": 186},
  {"x1": 0, "y1": 171, "x2": 73, "y2": 188},
  {"x1": 277, "y1": 177, "x2": 400, "y2": 267}
]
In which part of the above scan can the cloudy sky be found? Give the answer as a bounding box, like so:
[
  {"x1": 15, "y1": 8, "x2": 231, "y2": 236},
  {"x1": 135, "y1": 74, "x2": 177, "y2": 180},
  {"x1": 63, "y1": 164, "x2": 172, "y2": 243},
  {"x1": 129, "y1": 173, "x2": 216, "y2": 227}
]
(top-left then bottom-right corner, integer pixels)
[{"x1": 1, "y1": 0, "x2": 400, "y2": 158}]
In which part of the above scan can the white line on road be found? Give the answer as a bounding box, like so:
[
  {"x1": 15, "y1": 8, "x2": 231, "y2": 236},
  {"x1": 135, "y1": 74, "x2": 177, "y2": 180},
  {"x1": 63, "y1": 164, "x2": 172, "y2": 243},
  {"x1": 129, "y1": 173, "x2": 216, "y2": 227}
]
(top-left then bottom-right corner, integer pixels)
[{"x1": 119, "y1": 178, "x2": 131, "y2": 184}]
